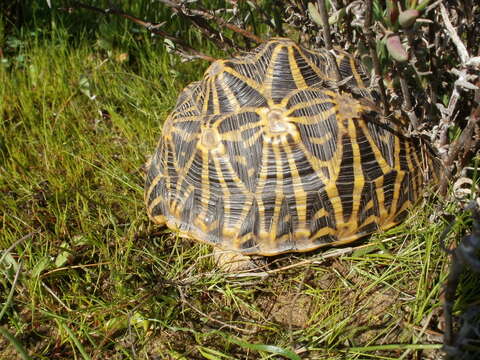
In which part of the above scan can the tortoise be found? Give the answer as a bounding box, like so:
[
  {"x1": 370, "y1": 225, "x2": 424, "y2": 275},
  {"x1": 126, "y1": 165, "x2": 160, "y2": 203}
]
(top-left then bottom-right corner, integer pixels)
[{"x1": 145, "y1": 38, "x2": 436, "y2": 260}]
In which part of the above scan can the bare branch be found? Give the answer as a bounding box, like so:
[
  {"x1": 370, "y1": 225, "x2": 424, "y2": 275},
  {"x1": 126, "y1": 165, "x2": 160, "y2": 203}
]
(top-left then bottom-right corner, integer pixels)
[
  {"x1": 316, "y1": 0, "x2": 333, "y2": 50},
  {"x1": 66, "y1": 1, "x2": 216, "y2": 62},
  {"x1": 157, "y1": 0, "x2": 265, "y2": 45},
  {"x1": 363, "y1": 0, "x2": 389, "y2": 114},
  {"x1": 440, "y1": 3, "x2": 469, "y2": 66},
  {"x1": 439, "y1": 101, "x2": 480, "y2": 195},
  {"x1": 398, "y1": 70, "x2": 419, "y2": 129},
  {"x1": 316, "y1": 0, "x2": 341, "y2": 82}
]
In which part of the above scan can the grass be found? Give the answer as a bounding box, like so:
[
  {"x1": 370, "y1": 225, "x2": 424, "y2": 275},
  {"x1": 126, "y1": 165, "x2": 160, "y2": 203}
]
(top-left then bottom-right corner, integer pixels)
[{"x1": 0, "y1": 4, "x2": 477, "y2": 360}]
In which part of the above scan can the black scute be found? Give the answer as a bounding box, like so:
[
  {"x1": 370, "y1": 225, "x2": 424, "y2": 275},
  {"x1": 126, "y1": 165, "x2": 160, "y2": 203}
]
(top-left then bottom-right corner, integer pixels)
[
  {"x1": 171, "y1": 132, "x2": 198, "y2": 170},
  {"x1": 356, "y1": 124, "x2": 384, "y2": 181},
  {"x1": 149, "y1": 178, "x2": 167, "y2": 217},
  {"x1": 221, "y1": 72, "x2": 267, "y2": 107},
  {"x1": 215, "y1": 81, "x2": 235, "y2": 114},
  {"x1": 336, "y1": 135, "x2": 355, "y2": 222},
  {"x1": 357, "y1": 181, "x2": 379, "y2": 225},
  {"x1": 381, "y1": 170, "x2": 399, "y2": 213},
  {"x1": 271, "y1": 46, "x2": 298, "y2": 103},
  {"x1": 293, "y1": 47, "x2": 323, "y2": 87},
  {"x1": 366, "y1": 117, "x2": 396, "y2": 168},
  {"x1": 238, "y1": 199, "x2": 260, "y2": 240},
  {"x1": 207, "y1": 196, "x2": 225, "y2": 244},
  {"x1": 218, "y1": 112, "x2": 263, "y2": 191},
  {"x1": 181, "y1": 189, "x2": 197, "y2": 229},
  {"x1": 310, "y1": 188, "x2": 336, "y2": 244}
]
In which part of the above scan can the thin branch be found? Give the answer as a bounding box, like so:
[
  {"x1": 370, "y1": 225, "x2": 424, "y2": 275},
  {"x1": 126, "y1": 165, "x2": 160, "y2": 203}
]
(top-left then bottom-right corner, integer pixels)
[
  {"x1": 316, "y1": 0, "x2": 342, "y2": 82},
  {"x1": 439, "y1": 3, "x2": 469, "y2": 65},
  {"x1": 183, "y1": 7, "x2": 265, "y2": 45},
  {"x1": 439, "y1": 103, "x2": 480, "y2": 194},
  {"x1": 364, "y1": 0, "x2": 389, "y2": 114},
  {"x1": 316, "y1": 0, "x2": 333, "y2": 50},
  {"x1": 398, "y1": 68, "x2": 419, "y2": 129},
  {"x1": 42, "y1": 281, "x2": 73, "y2": 312},
  {"x1": 0, "y1": 231, "x2": 37, "y2": 265},
  {"x1": 67, "y1": 1, "x2": 216, "y2": 62},
  {"x1": 157, "y1": 0, "x2": 264, "y2": 47}
]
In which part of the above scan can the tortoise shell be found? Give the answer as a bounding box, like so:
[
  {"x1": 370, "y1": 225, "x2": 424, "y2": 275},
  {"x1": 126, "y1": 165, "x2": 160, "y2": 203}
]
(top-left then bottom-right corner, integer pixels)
[{"x1": 145, "y1": 38, "x2": 434, "y2": 256}]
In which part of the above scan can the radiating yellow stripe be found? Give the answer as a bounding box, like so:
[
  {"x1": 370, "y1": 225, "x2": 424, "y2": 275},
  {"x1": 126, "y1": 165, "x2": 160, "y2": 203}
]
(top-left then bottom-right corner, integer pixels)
[
  {"x1": 348, "y1": 54, "x2": 364, "y2": 86},
  {"x1": 294, "y1": 141, "x2": 331, "y2": 182},
  {"x1": 194, "y1": 149, "x2": 211, "y2": 233},
  {"x1": 261, "y1": 44, "x2": 283, "y2": 100},
  {"x1": 145, "y1": 172, "x2": 163, "y2": 208},
  {"x1": 393, "y1": 132, "x2": 401, "y2": 171},
  {"x1": 202, "y1": 79, "x2": 211, "y2": 114},
  {"x1": 282, "y1": 98, "x2": 333, "y2": 117},
  {"x1": 211, "y1": 78, "x2": 220, "y2": 115},
  {"x1": 282, "y1": 142, "x2": 307, "y2": 231},
  {"x1": 389, "y1": 170, "x2": 405, "y2": 216},
  {"x1": 171, "y1": 184, "x2": 194, "y2": 219},
  {"x1": 358, "y1": 121, "x2": 392, "y2": 172},
  {"x1": 218, "y1": 73, "x2": 241, "y2": 111},
  {"x1": 374, "y1": 176, "x2": 387, "y2": 222},
  {"x1": 212, "y1": 155, "x2": 234, "y2": 241},
  {"x1": 309, "y1": 132, "x2": 333, "y2": 146},
  {"x1": 298, "y1": 48, "x2": 331, "y2": 81},
  {"x1": 171, "y1": 110, "x2": 201, "y2": 120},
  {"x1": 147, "y1": 182, "x2": 163, "y2": 215},
  {"x1": 347, "y1": 116, "x2": 365, "y2": 229},
  {"x1": 288, "y1": 45, "x2": 308, "y2": 89},
  {"x1": 269, "y1": 142, "x2": 285, "y2": 246},
  {"x1": 311, "y1": 226, "x2": 336, "y2": 241},
  {"x1": 312, "y1": 207, "x2": 328, "y2": 223},
  {"x1": 287, "y1": 108, "x2": 337, "y2": 125},
  {"x1": 223, "y1": 67, "x2": 262, "y2": 92},
  {"x1": 254, "y1": 142, "x2": 272, "y2": 235}
]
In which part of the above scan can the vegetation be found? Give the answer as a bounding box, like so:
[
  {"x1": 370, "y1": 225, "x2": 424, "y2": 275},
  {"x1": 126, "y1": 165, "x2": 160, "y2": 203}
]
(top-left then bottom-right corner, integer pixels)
[{"x1": 1, "y1": 1, "x2": 478, "y2": 359}]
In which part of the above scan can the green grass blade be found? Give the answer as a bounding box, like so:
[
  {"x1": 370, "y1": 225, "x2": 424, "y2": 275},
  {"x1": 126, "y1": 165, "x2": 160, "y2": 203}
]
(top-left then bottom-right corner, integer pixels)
[
  {"x1": 59, "y1": 322, "x2": 92, "y2": 360},
  {"x1": 0, "y1": 327, "x2": 33, "y2": 360},
  {"x1": 226, "y1": 336, "x2": 301, "y2": 360},
  {"x1": 0, "y1": 260, "x2": 22, "y2": 322},
  {"x1": 348, "y1": 343, "x2": 443, "y2": 352},
  {"x1": 197, "y1": 346, "x2": 236, "y2": 359}
]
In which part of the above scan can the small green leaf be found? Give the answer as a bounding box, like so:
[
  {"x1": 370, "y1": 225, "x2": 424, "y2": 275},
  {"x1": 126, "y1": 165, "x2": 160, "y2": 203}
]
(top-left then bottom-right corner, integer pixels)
[
  {"x1": 55, "y1": 241, "x2": 72, "y2": 268},
  {"x1": 197, "y1": 346, "x2": 234, "y2": 360},
  {"x1": 78, "y1": 75, "x2": 95, "y2": 100},
  {"x1": 104, "y1": 317, "x2": 128, "y2": 334},
  {"x1": 386, "y1": 33, "x2": 409, "y2": 63},
  {"x1": 31, "y1": 257, "x2": 51, "y2": 278},
  {"x1": 308, "y1": 2, "x2": 323, "y2": 27},
  {"x1": 59, "y1": 322, "x2": 92, "y2": 360},
  {"x1": 415, "y1": 0, "x2": 431, "y2": 12},
  {"x1": 399, "y1": 9, "x2": 420, "y2": 28},
  {"x1": 329, "y1": 8, "x2": 346, "y2": 25},
  {"x1": 226, "y1": 336, "x2": 301, "y2": 360},
  {"x1": 130, "y1": 312, "x2": 150, "y2": 332}
]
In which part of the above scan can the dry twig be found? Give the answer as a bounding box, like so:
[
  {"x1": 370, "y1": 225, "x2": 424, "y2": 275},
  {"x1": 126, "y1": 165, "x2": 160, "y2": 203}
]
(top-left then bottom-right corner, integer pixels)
[
  {"x1": 66, "y1": 1, "x2": 216, "y2": 62},
  {"x1": 363, "y1": 0, "x2": 389, "y2": 113},
  {"x1": 316, "y1": 0, "x2": 341, "y2": 82},
  {"x1": 441, "y1": 202, "x2": 480, "y2": 354},
  {"x1": 436, "y1": 4, "x2": 480, "y2": 193},
  {"x1": 157, "y1": 0, "x2": 264, "y2": 45}
]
